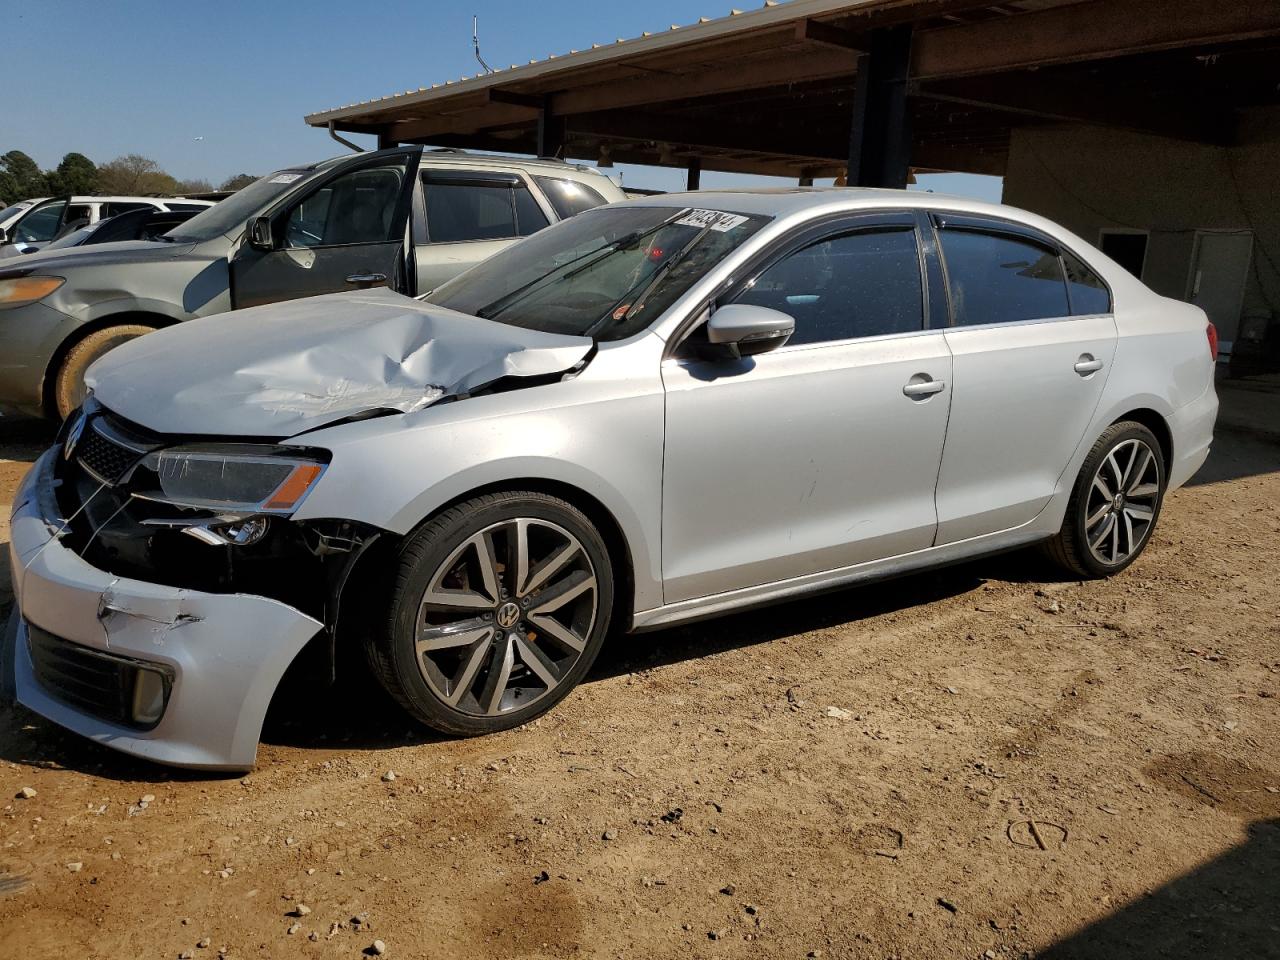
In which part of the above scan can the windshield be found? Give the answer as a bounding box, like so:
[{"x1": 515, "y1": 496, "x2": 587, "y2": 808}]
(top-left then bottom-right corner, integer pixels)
[
  {"x1": 164, "y1": 170, "x2": 310, "y2": 242},
  {"x1": 45, "y1": 224, "x2": 97, "y2": 249},
  {"x1": 425, "y1": 205, "x2": 768, "y2": 340}
]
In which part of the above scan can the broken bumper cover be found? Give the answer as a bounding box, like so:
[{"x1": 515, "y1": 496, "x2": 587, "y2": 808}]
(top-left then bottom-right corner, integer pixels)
[{"x1": 9, "y1": 449, "x2": 324, "y2": 770}]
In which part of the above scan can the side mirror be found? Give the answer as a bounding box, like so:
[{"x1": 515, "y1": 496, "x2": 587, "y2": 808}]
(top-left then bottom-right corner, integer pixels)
[
  {"x1": 246, "y1": 216, "x2": 275, "y2": 251},
  {"x1": 700, "y1": 303, "x2": 795, "y2": 359},
  {"x1": 0, "y1": 226, "x2": 8, "y2": 245}
]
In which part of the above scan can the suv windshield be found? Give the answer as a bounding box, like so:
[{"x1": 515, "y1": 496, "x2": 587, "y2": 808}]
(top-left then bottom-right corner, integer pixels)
[
  {"x1": 164, "y1": 171, "x2": 311, "y2": 242},
  {"x1": 425, "y1": 205, "x2": 768, "y2": 340}
]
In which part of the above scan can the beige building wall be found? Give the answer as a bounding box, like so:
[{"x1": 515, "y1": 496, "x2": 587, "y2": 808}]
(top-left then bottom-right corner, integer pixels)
[{"x1": 1001, "y1": 108, "x2": 1280, "y2": 346}]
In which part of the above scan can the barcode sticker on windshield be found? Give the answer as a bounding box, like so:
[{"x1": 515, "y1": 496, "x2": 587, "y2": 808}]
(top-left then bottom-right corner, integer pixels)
[
  {"x1": 269, "y1": 173, "x2": 303, "y2": 184},
  {"x1": 675, "y1": 209, "x2": 749, "y2": 232}
]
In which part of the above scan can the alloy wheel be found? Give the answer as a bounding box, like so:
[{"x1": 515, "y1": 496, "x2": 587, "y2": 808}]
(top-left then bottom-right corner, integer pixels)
[
  {"x1": 1084, "y1": 437, "x2": 1161, "y2": 566},
  {"x1": 414, "y1": 518, "x2": 598, "y2": 717}
]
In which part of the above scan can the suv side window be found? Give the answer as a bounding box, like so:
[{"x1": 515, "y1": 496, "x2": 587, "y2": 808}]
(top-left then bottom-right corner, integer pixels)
[
  {"x1": 937, "y1": 228, "x2": 1069, "y2": 325},
  {"x1": 732, "y1": 226, "x2": 924, "y2": 345},
  {"x1": 534, "y1": 177, "x2": 609, "y2": 220},
  {"x1": 422, "y1": 172, "x2": 549, "y2": 243},
  {"x1": 1062, "y1": 250, "x2": 1112, "y2": 315},
  {"x1": 285, "y1": 162, "x2": 406, "y2": 248},
  {"x1": 102, "y1": 201, "x2": 153, "y2": 218}
]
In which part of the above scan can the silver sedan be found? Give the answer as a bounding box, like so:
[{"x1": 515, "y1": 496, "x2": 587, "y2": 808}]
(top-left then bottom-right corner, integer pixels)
[{"x1": 5, "y1": 189, "x2": 1218, "y2": 769}]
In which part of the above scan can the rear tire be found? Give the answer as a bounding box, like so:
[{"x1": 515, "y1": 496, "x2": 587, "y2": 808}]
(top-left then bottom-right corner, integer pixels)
[
  {"x1": 365, "y1": 491, "x2": 613, "y2": 737},
  {"x1": 1043, "y1": 421, "x2": 1166, "y2": 578},
  {"x1": 53, "y1": 324, "x2": 155, "y2": 419}
]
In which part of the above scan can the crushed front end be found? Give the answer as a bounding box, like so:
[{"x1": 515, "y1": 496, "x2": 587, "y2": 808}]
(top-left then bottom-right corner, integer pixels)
[{"x1": 8, "y1": 399, "x2": 383, "y2": 770}]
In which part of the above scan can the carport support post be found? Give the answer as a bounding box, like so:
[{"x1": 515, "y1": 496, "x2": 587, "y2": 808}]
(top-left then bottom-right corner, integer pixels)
[
  {"x1": 537, "y1": 98, "x2": 565, "y2": 158},
  {"x1": 686, "y1": 157, "x2": 701, "y2": 190},
  {"x1": 847, "y1": 25, "x2": 913, "y2": 188}
]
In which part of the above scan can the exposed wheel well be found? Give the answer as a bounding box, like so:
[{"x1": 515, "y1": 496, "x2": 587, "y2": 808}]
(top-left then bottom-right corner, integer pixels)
[
  {"x1": 42, "y1": 312, "x2": 178, "y2": 417},
  {"x1": 1112, "y1": 408, "x2": 1173, "y2": 472}
]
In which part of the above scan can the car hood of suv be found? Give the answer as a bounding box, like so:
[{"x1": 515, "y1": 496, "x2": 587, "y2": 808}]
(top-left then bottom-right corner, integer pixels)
[
  {"x1": 84, "y1": 287, "x2": 595, "y2": 438},
  {"x1": 0, "y1": 238, "x2": 198, "y2": 276}
]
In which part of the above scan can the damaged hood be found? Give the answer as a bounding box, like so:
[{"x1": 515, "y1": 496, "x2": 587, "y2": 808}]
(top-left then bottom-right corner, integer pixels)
[{"x1": 85, "y1": 287, "x2": 594, "y2": 437}]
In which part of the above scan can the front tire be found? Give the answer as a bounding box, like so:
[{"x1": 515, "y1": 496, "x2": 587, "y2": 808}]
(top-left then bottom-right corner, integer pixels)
[
  {"x1": 1044, "y1": 421, "x2": 1166, "y2": 578},
  {"x1": 366, "y1": 491, "x2": 613, "y2": 736},
  {"x1": 54, "y1": 324, "x2": 155, "y2": 419}
]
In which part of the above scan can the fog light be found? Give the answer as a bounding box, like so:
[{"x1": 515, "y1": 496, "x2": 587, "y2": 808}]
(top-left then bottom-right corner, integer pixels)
[
  {"x1": 182, "y1": 515, "x2": 270, "y2": 547},
  {"x1": 131, "y1": 668, "x2": 169, "y2": 726}
]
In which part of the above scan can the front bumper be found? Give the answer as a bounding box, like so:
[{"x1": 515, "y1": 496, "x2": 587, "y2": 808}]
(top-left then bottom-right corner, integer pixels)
[
  {"x1": 0, "y1": 300, "x2": 76, "y2": 415},
  {"x1": 9, "y1": 449, "x2": 323, "y2": 769}
]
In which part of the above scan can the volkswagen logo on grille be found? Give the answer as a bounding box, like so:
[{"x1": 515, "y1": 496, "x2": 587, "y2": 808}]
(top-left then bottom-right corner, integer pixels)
[{"x1": 63, "y1": 409, "x2": 88, "y2": 461}]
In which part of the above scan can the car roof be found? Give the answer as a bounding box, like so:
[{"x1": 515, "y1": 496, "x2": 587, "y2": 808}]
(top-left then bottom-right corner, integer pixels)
[{"x1": 616, "y1": 186, "x2": 1071, "y2": 237}]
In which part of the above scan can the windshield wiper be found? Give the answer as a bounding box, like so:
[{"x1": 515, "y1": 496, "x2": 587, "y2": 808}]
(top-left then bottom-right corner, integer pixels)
[
  {"x1": 475, "y1": 213, "x2": 685, "y2": 322},
  {"x1": 582, "y1": 224, "x2": 712, "y2": 338}
]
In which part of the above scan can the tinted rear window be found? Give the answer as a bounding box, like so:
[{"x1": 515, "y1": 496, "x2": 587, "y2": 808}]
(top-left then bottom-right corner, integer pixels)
[
  {"x1": 938, "y1": 229, "x2": 1069, "y2": 325},
  {"x1": 534, "y1": 177, "x2": 609, "y2": 220}
]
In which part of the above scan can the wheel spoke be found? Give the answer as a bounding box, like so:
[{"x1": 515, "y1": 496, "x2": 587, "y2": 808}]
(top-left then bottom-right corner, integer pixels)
[
  {"x1": 445, "y1": 635, "x2": 493, "y2": 706},
  {"x1": 1125, "y1": 446, "x2": 1152, "y2": 494},
  {"x1": 528, "y1": 569, "x2": 594, "y2": 614},
  {"x1": 1124, "y1": 503, "x2": 1154, "y2": 523},
  {"x1": 1121, "y1": 510, "x2": 1135, "y2": 558},
  {"x1": 1092, "y1": 474, "x2": 1114, "y2": 501},
  {"x1": 471, "y1": 531, "x2": 502, "y2": 603},
  {"x1": 515, "y1": 636, "x2": 562, "y2": 689},
  {"x1": 528, "y1": 613, "x2": 586, "y2": 653},
  {"x1": 422, "y1": 587, "x2": 493, "y2": 611},
  {"x1": 521, "y1": 541, "x2": 581, "y2": 598},
  {"x1": 417, "y1": 619, "x2": 492, "y2": 654},
  {"x1": 1089, "y1": 512, "x2": 1116, "y2": 551},
  {"x1": 508, "y1": 518, "x2": 531, "y2": 598},
  {"x1": 1086, "y1": 503, "x2": 1111, "y2": 530},
  {"x1": 1106, "y1": 451, "x2": 1126, "y2": 493},
  {"x1": 477, "y1": 635, "x2": 515, "y2": 715},
  {"x1": 1130, "y1": 482, "x2": 1159, "y2": 499},
  {"x1": 1110, "y1": 512, "x2": 1120, "y2": 561}
]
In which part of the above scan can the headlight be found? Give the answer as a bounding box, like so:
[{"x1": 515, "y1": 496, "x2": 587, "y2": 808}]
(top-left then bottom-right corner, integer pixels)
[
  {"x1": 146, "y1": 446, "x2": 327, "y2": 514},
  {"x1": 0, "y1": 276, "x2": 65, "y2": 306}
]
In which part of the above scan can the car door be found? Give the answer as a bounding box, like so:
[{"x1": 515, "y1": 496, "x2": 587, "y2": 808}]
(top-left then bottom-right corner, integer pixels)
[
  {"x1": 1, "y1": 197, "x2": 68, "y2": 255},
  {"x1": 660, "y1": 213, "x2": 954, "y2": 603},
  {"x1": 412, "y1": 169, "x2": 550, "y2": 293},
  {"x1": 929, "y1": 213, "x2": 1118, "y2": 544},
  {"x1": 229, "y1": 147, "x2": 422, "y2": 309}
]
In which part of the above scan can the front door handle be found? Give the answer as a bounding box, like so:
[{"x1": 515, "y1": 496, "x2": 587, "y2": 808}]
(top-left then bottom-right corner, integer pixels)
[
  {"x1": 345, "y1": 273, "x2": 387, "y2": 287},
  {"x1": 1074, "y1": 355, "x2": 1105, "y2": 376},
  {"x1": 903, "y1": 378, "x2": 946, "y2": 399}
]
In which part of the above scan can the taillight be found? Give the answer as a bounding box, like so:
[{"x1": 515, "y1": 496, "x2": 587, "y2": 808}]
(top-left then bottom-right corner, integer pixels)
[{"x1": 1206, "y1": 322, "x2": 1219, "y2": 361}]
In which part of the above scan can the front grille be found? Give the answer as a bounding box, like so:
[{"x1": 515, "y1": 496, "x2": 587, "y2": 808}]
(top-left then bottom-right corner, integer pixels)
[
  {"x1": 26, "y1": 623, "x2": 173, "y2": 731},
  {"x1": 76, "y1": 422, "x2": 145, "y2": 484}
]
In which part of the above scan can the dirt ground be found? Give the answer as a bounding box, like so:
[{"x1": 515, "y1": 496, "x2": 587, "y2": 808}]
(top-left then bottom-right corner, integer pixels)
[{"x1": 1, "y1": 385, "x2": 1277, "y2": 960}]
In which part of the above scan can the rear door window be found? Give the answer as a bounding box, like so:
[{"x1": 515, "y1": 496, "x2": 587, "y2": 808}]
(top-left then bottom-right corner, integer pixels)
[
  {"x1": 102, "y1": 201, "x2": 153, "y2": 218},
  {"x1": 733, "y1": 225, "x2": 924, "y2": 345},
  {"x1": 937, "y1": 228, "x2": 1069, "y2": 325},
  {"x1": 534, "y1": 177, "x2": 609, "y2": 220},
  {"x1": 422, "y1": 171, "x2": 549, "y2": 242}
]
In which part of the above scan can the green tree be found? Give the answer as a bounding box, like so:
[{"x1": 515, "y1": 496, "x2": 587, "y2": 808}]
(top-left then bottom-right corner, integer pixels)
[
  {"x1": 0, "y1": 150, "x2": 49, "y2": 202},
  {"x1": 97, "y1": 154, "x2": 178, "y2": 195},
  {"x1": 47, "y1": 152, "x2": 99, "y2": 195},
  {"x1": 174, "y1": 178, "x2": 214, "y2": 194},
  {"x1": 219, "y1": 173, "x2": 257, "y2": 191}
]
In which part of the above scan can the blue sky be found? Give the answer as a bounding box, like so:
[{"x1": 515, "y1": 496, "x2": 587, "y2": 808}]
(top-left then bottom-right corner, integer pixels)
[{"x1": 3, "y1": 0, "x2": 1000, "y2": 201}]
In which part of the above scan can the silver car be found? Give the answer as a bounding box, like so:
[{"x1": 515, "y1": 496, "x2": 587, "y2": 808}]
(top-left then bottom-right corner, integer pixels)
[{"x1": 5, "y1": 189, "x2": 1218, "y2": 769}]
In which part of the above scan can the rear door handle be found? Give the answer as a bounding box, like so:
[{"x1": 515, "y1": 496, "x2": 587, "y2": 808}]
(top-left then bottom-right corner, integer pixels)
[
  {"x1": 903, "y1": 378, "x2": 946, "y2": 399},
  {"x1": 1074, "y1": 355, "x2": 1105, "y2": 375},
  {"x1": 345, "y1": 273, "x2": 387, "y2": 286}
]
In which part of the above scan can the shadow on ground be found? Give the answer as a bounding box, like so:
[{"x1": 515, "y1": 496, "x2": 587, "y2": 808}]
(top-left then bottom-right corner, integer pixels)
[{"x1": 1042, "y1": 818, "x2": 1280, "y2": 959}]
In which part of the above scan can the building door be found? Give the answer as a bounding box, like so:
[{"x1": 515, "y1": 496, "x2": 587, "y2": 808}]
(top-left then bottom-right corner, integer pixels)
[{"x1": 1187, "y1": 230, "x2": 1253, "y2": 354}]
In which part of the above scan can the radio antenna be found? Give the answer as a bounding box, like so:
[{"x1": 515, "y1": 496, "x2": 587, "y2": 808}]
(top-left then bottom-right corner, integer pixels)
[{"x1": 473, "y1": 16, "x2": 494, "y2": 74}]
